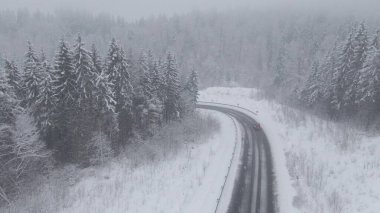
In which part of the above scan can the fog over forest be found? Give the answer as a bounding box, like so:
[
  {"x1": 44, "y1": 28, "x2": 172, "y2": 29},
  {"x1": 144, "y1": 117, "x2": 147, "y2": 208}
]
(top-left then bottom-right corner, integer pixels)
[
  {"x1": 1, "y1": 0, "x2": 380, "y2": 122},
  {"x1": 2, "y1": 0, "x2": 380, "y2": 20}
]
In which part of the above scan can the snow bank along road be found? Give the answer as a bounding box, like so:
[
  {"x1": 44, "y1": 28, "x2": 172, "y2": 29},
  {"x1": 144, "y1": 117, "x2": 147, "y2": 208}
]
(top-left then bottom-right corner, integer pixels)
[{"x1": 197, "y1": 103, "x2": 276, "y2": 213}]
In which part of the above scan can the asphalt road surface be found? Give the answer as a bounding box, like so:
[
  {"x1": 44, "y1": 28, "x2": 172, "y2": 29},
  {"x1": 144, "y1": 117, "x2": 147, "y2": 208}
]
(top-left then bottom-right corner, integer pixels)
[{"x1": 197, "y1": 104, "x2": 276, "y2": 213}]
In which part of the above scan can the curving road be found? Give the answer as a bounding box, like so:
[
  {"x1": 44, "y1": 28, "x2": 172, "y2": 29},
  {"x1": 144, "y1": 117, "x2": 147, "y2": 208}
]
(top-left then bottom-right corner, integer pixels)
[{"x1": 197, "y1": 103, "x2": 276, "y2": 213}]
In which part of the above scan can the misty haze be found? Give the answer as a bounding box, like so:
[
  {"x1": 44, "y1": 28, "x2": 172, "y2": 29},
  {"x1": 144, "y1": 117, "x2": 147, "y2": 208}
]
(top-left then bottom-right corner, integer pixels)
[{"x1": 0, "y1": 0, "x2": 379, "y2": 213}]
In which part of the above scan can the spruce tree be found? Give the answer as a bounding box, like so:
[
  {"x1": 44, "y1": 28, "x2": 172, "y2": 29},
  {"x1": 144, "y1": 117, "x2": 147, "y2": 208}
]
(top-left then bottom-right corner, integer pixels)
[
  {"x1": 23, "y1": 41, "x2": 42, "y2": 107},
  {"x1": 178, "y1": 69, "x2": 199, "y2": 117},
  {"x1": 38, "y1": 50, "x2": 50, "y2": 78},
  {"x1": 134, "y1": 53, "x2": 153, "y2": 131},
  {"x1": 93, "y1": 71, "x2": 115, "y2": 112},
  {"x1": 4, "y1": 59, "x2": 22, "y2": 98},
  {"x1": 163, "y1": 53, "x2": 180, "y2": 121},
  {"x1": 343, "y1": 23, "x2": 369, "y2": 111},
  {"x1": 356, "y1": 31, "x2": 380, "y2": 121},
  {"x1": 90, "y1": 44, "x2": 103, "y2": 74},
  {"x1": 0, "y1": 72, "x2": 14, "y2": 100},
  {"x1": 105, "y1": 39, "x2": 133, "y2": 112},
  {"x1": 89, "y1": 43, "x2": 116, "y2": 132},
  {"x1": 72, "y1": 35, "x2": 96, "y2": 106},
  {"x1": 34, "y1": 65, "x2": 55, "y2": 145},
  {"x1": 105, "y1": 39, "x2": 133, "y2": 144},
  {"x1": 370, "y1": 30, "x2": 380, "y2": 51},
  {"x1": 89, "y1": 43, "x2": 115, "y2": 113},
  {"x1": 147, "y1": 56, "x2": 164, "y2": 130},
  {"x1": 357, "y1": 51, "x2": 380, "y2": 104},
  {"x1": 138, "y1": 53, "x2": 154, "y2": 100},
  {"x1": 321, "y1": 49, "x2": 337, "y2": 97},
  {"x1": 52, "y1": 39, "x2": 76, "y2": 107},
  {"x1": 93, "y1": 68, "x2": 116, "y2": 139},
  {"x1": 352, "y1": 23, "x2": 369, "y2": 72},
  {"x1": 150, "y1": 59, "x2": 165, "y2": 102},
  {"x1": 185, "y1": 69, "x2": 199, "y2": 108},
  {"x1": 300, "y1": 62, "x2": 323, "y2": 107},
  {"x1": 330, "y1": 29, "x2": 355, "y2": 114},
  {"x1": 51, "y1": 39, "x2": 76, "y2": 161}
]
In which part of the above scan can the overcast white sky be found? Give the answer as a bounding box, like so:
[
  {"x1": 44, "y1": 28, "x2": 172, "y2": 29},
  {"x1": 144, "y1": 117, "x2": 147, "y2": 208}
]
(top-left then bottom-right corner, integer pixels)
[{"x1": 1, "y1": 0, "x2": 379, "y2": 20}]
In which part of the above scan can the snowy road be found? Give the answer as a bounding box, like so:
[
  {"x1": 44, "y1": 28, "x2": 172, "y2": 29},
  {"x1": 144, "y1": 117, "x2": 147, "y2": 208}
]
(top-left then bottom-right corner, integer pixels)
[{"x1": 197, "y1": 104, "x2": 276, "y2": 213}]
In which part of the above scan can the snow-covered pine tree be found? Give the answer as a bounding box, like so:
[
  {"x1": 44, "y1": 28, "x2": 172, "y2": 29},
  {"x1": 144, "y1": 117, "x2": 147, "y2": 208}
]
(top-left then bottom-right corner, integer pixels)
[
  {"x1": 370, "y1": 30, "x2": 380, "y2": 51},
  {"x1": 52, "y1": 39, "x2": 77, "y2": 107},
  {"x1": 357, "y1": 52, "x2": 380, "y2": 124},
  {"x1": 300, "y1": 62, "x2": 323, "y2": 107},
  {"x1": 0, "y1": 71, "x2": 14, "y2": 100},
  {"x1": 23, "y1": 41, "x2": 42, "y2": 107},
  {"x1": 125, "y1": 48, "x2": 135, "y2": 72},
  {"x1": 90, "y1": 43, "x2": 115, "y2": 116},
  {"x1": 185, "y1": 69, "x2": 199, "y2": 109},
  {"x1": 72, "y1": 35, "x2": 96, "y2": 106},
  {"x1": 356, "y1": 31, "x2": 380, "y2": 123},
  {"x1": 92, "y1": 49, "x2": 116, "y2": 138},
  {"x1": 138, "y1": 53, "x2": 153, "y2": 100},
  {"x1": 146, "y1": 54, "x2": 164, "y2": 131},
  {"x1": 87, "y1": 47, "x2": 117, "y2": 162},
  {"x1": 353, "y1": 23, "x2": 369, "y2": 71},
  {"x1": 163, "y1": 53, "x2": 180, "y2": 121},
  {"x1": 72, "y1": 36, "x2": 113, "y2": 163},
  {"x1": 133, "y1": 53, "x2": 154, "y2": 132},
  {"x1": 318, "y1": 50, "x2": 335, "y2": 102},
  {"x1": 33, "y1": 64, "x2": 55, "y2": 146},
  {"x1": 30, "y1": 49, "x2": 56, "y2": 143},
  {"x1": 87, "y1": 43, "x2": 114, "y2": 114},
  {"x1": 105, "y1": 39, "x2": 134, "y2": 144},
  {"x1": 90, "y1": 44, "x2": 103, "y2": 74},
  {"x1": 4, "y1": 59, "x2": 22, "y2": 99},
  {"x1": 178, "y1": 68, "x2": 199, "y2": 117},
  {"x1": 51, "y1": 39, "x2": 77, "y2": 161},
  {"x1": 343, "y1": 22, "x2": 369, "y2": 113},
  {"x1": 105, "y1": 39, "x2": 133, "y2": 112},
  {"x1": 93, "y1": 70, "x2": 115, "y2": 113},
  {"x1": 89, "y1": 43, "x2": 116, "y2": 129},
  {"x1": 330, "y1": 29, "x2": 356, "y2": 115},
  {"x1": 150, "y1": 58, "x2": 165, "y2": 102},
  {"x1": 38, "y1": 50, "x2": 50, "y2": 78}
]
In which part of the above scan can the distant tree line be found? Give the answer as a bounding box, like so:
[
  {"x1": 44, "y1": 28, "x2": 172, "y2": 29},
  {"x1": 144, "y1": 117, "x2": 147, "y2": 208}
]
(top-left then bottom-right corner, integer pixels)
[
  {"x1": 0, "y1": 36, "x2": 199, "y2": 199},
  {"x1": 299, "y1": 22, "x2": 380, "y2": 127},
  {"x1": 0, "y1": 9, "x2": 349, "y2": 88},
  {"x1": 0, "y1": 9, "x2": 379, "y2": 128}
]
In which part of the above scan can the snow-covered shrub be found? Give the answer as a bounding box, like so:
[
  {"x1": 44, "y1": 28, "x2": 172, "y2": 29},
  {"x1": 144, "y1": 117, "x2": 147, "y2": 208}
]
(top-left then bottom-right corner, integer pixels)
[{"x1": 0, "y1": 111, "x2": 51, "y2": 205}]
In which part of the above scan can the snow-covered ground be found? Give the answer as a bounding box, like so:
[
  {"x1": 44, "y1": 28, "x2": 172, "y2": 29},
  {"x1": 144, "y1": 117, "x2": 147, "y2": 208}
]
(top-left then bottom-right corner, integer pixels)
[
  {"x1": 200, "y1": 87, "x2": 380, "y2": 213},
  {"x1": 2, "y1": 110, "x2": 241, "y2": 213}
]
